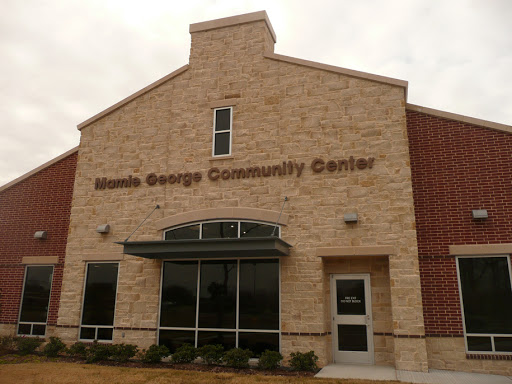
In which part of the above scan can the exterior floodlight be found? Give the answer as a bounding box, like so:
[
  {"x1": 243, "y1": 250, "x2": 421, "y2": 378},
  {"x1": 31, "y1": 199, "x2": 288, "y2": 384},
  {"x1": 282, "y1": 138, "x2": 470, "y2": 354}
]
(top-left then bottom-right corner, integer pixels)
[
  {"x1": 472, "y1": 210, "x2": 488, "y2": 220},
  {"x1": 96, "y1": 224, "x2": 111, "y2": 234},
  {"x1": 344, "y1": 213, "x2": 358, "y2": 223},
  {"x1": 34, "y1": 231, "x2": 47, "y2": 239}
]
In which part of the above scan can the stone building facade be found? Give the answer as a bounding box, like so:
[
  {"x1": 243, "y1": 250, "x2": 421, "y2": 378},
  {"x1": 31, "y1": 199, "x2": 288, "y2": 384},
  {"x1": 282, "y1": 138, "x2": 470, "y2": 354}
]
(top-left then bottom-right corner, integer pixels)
[{"x1": 0, "y1": 11, "x2": 510, "y2": 376}]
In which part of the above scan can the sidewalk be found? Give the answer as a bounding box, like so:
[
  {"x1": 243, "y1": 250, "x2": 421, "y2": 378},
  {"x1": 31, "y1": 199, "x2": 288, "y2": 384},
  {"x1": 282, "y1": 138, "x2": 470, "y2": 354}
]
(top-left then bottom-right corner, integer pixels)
[{"x1": 315, "y1": 363, "x2": 512, "y2": 383}]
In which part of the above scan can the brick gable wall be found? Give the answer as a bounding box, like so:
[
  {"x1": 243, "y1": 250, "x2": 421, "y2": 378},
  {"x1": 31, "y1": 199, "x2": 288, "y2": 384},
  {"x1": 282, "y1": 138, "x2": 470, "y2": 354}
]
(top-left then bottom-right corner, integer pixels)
[
  {"x1": 406, "y1": 109, "x2": 512, "y2": 335},
  {"x1": 0, "y1": 151, "x2": 77, "y2": 326}
]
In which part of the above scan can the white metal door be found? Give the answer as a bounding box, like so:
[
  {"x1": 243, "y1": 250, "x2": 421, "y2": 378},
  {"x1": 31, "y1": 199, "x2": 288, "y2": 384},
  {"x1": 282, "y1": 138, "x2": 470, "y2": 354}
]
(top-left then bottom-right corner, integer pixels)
[{"x1": 331, "y1": 274, "x2": 374, "y2": 364}]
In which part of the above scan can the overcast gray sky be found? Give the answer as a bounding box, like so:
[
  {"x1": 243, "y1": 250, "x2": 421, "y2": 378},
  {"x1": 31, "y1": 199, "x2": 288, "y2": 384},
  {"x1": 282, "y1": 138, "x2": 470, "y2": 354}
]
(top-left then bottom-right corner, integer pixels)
[{"x1": 1, "y1": 0, "x2": 511, "y2": 187}]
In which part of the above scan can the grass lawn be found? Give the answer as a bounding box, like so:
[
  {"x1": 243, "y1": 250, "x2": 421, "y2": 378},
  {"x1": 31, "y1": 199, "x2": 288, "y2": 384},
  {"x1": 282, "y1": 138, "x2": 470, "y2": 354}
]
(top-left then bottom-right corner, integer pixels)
[{"x1": 0, "y1": 362, "x2": 405, "y2": 384}]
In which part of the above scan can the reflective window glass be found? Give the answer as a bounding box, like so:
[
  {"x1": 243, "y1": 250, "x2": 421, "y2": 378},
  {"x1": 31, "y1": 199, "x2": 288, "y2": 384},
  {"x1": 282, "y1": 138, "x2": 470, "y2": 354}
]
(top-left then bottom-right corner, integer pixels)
[
  {"x1": 215, "y1": 109, "x2": 231, "y2": 131},
  {"x1": 494, "y1": 337, "x2": 512, "y2": 352},
  {"x1": 239, "y1": 260, "x2": 279, "y2": 330},
  {"x1": 197, "y1": 331, "x2": 236, "y2": 351},
  {"x1": 240, "y1": 222, "x2": 276, "y2": 238},
  {"x1": 338, "y1": 324, "x2": 368, "y2": 352},
  {"x1": 458, "y1": 257, "x2": 512, "y2": 334},
  {"x1": 19, "y1": 266, "x2": 53, "y2": 323},
  {"x1": 160, "y1": 261, "x2": 198, "y2": 328},
  {"x1": 165, "y1": 224, "x2": 200, "y2": 240},
  {"x1": 159, "y1": 330, "x2": 196, "y2": 354},
  {"x1": 238, "y1": 332, "x2": 279, "y2": 356},
  {"x1": 467, "y1": 336, "x2": 492, "y2": 352},
  {"x1": 81, "y1": 263, "x2": 119, "y2": 326},
  {"x1": 202, "y1": 222, "x2": 238, "y2": 239},
  {"x1": 214, "y1": 132, "x2": 230, "y2": 156},
  {"x1": 199, "y1": 261, "x2": 237, "y2": 329},
  {"x1": 336, "y1": 280, "x2": 366, "y2": 316}
]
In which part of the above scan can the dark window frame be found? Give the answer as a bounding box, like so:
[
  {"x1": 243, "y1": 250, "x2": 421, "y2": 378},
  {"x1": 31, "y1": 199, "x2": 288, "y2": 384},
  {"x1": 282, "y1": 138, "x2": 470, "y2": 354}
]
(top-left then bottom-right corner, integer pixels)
[
  {"x1": 212, "y1": 107, "x2": 232, "y2": 157},
  {"x1": 456, "y1": 255, "x2": 512, "y2": 354},
  {"x1": 79, "y1": 262, "x2": 120, "y2": 342},
  {"x1": 17, "y1": 265, "x2": 54, "y2": 337}
]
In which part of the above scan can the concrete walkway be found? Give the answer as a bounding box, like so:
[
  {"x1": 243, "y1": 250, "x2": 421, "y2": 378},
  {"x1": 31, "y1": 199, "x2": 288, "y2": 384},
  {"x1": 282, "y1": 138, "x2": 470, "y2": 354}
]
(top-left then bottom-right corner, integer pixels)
[{"x1": 315, "y1": 363, "x2": 512, "y2": 383}]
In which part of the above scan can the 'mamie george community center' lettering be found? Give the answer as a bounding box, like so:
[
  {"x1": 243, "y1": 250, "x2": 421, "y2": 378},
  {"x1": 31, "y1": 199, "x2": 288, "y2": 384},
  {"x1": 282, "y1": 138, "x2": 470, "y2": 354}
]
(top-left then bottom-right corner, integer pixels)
[{"x1": 94, "y1": 157, "x2": 374, "y2": 190}]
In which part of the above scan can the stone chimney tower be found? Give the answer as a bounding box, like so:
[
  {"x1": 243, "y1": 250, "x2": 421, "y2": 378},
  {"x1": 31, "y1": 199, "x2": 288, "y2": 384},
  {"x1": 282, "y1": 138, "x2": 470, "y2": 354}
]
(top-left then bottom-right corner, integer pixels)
[{"x1": 188, "y1": 11, "x2": 276, "y2": 69}]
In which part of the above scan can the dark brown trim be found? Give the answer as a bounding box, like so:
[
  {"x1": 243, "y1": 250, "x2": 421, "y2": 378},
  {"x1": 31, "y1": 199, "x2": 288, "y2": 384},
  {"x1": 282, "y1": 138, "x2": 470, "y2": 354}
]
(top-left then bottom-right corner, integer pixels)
[
  {"x1": 56, "y1": 324, "x2": 79, "y2": 329},
  {"x1": 394, "y1": 334, "x2": 426, "y2": 339},
  {"x1": 374, "y1": 332, "x2": 393, "y2": 337},
  {"x1": 0, "y1": 321, "x2": 17, "y2": 325},
  {"x1": 467, "y1": 354, "x2": 512, "y2": 361},
  {"x1": 114, "y1": 327, "x2": 157, "y2": 332},
  {"x1": 282, "y1": 332, "x2": 331, "y2": 337}
]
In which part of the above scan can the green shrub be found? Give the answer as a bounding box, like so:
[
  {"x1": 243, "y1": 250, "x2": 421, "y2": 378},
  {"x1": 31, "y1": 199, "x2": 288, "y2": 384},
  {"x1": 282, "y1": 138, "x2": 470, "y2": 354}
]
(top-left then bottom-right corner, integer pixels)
[
  {"x1": 289, "y1": 350, "x2": 318, "y2": 371},
  {"x1": 16, "y1": 336, "x2": 43, "y2": 355},
  {"x1": 258, "y1": 350, "x2": 283, "y2": 370},
  {"x1": 110, "y1": 343, "x2": 138, "y2": 362},
  {"x1": 139, "y1": 344, "x2": 170, "y2": 364},
  {"x1": 223, "y1": 348, "x2": 252, "y2": 369},
  {"x1": 197, "y1": 344, "x2": 224, "y2": 365},
  {"x1": 171, "y1": 343, "x2": 197, "y2": 363},
  {"x1": 85, "y1": 342, "x2": 112, "y2": 363},
  {"x1": 0, "y1": 335, "x2": 18, "y2": 352},
  {"x1": 67, "y1": 342, "x2": 87, "y2": 358},
  {"x1": 43, "y1": 337, "x2": 66, "y2": 357}
]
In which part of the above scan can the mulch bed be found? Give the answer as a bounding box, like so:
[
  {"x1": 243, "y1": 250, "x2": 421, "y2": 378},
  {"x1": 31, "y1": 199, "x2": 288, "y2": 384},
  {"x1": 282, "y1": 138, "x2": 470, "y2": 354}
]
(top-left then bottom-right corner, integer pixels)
[{"x1": 0, "y1": 351, "x2": 316, "y2": 377}]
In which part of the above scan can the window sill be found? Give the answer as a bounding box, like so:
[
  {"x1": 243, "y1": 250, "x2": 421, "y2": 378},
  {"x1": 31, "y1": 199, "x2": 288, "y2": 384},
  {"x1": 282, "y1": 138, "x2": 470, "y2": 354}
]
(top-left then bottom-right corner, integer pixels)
[{"x1": 209, "y1": 156, "x2": 234, "y2": 161}]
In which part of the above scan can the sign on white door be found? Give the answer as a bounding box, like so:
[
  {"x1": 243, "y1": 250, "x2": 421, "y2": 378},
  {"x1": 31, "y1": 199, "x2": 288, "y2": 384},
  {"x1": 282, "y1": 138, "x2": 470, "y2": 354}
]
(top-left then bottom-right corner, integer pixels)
[{"x1": 331, "y1": 274, "x2": 374, "y2": 364}]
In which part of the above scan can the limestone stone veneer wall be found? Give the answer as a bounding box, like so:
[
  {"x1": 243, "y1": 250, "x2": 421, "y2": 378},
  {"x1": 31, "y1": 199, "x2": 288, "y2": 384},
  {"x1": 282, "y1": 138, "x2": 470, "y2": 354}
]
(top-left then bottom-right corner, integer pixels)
[{"x1": 57, "y1": 12, "x2": 427, "y2": 371}]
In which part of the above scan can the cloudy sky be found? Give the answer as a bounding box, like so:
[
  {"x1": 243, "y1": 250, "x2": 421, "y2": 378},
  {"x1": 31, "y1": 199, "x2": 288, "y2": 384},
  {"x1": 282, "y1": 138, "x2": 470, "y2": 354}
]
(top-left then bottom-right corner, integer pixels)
[{"x1": 1, "y1": 0, "x2": 511, "y2": 187}]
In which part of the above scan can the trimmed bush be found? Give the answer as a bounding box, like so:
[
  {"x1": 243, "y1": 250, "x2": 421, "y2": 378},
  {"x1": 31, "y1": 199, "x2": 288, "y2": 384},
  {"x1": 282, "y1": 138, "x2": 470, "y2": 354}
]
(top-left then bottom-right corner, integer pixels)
[
  {"x1": 110, "y1": 343, "x2": 138, "y2": 362},
  {"x1": 0, "y1": 336, "x2": 17, "y2": 352},
  {"x1": 43, "y1": 337, "x2": 66, "y2": 357},
  {"x1": 197, "y1": 344, "x2": 224, "y2": 365},
  {"x1": 258, "y1": 350, "x2": 283, "y2": 370},
  {"x1": 223, "y1": 348, "x2": 252, "y2": 369},
  {"x1": 85, "y1": 342, "x2": 112, "y2": 363},
  {"x1": 16, "y1": 337, "x2": 43, "y2": 355},
  {"x1": 139, "y1": 344, "x2": 170, "y2": 364},
  {"x1": 289, "y1": 350, "x2": 319, "y2": 371},
  {"x1": 67, "y1": 342, "x2": 87, "y2": 358},
  {"x1": 171, "y1": 343, "x2": 197, "y2": 363}
]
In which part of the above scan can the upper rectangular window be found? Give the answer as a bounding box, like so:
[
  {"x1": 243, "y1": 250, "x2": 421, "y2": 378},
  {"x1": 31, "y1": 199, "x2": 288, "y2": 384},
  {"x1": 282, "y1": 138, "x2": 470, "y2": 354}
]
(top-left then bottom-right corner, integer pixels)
[
  {"x1": 18, "y1": 265, "x2": 54, "y2": 336},
  {"x1": 213, "y1": 107, "x2": 232, "y2": 157},
  {"x1": 80, "y1": 262, "x2": 119, "y2": 342},
  {"x1": 457, "y1": 256, "x2": 512, "y2": 353}
]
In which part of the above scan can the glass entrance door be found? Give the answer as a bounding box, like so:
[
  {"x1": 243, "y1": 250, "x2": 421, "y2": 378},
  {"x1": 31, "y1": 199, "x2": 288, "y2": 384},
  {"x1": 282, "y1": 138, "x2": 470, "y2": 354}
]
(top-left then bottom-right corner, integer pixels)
[{"x1": 331, "y1": 274, "x2": 374, "y2": 364}]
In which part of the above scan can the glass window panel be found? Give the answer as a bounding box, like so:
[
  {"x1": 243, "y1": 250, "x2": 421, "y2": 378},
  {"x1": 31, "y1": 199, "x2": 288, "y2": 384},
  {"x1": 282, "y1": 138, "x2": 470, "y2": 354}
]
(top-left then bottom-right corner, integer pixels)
[
  {"x1": 97, "y1": 328, "x2": 113, "y2": 341},
  {"x1": 202, "y1": 222, "x2": 238, "y2": 239},
  {"x1": 160, "y1": 261, "x2": 198, "y2": 328},
  {"x1": 494, "y1": 337, "x2": 512, "y2": 352},
  {"x1": 458, "y1": 257, "x2": 512, "y2": 334},
  {"x1": 240, "y1": 222, "x2": 276, "y2": 238},
  {"x1": 198, "y1": 261, "x2": 237, "y2": 329},
  {"x1": 338, "y1": 324, "x2": 368, "y2": 352},
  {"x1": 214, "y1": 132, "x2": 230, "y2": 156},
  {"x1": 32, "y1": 324, "x2": 46, "y2": 336},
  {"x1": 467, "y1": 336, "x2": 492, "y2": 352},
  {"x1": 159, "y1": 330, "x2": 196, "y2": 354},
  {"x1": 197, "y1": 331, "x2": 235, "y2": 351},
  {"x1": 19, "y1": 266, "x2": 53, "y2": 323},
  {"x1": 336, "y1": 280, "x2": 366, "y2": 315},
  {"x1": 81, "y1": 263, "x2": 119, "y2": 326},
  {"x1": 239, "y1": 260, "x2": 279, "y2": 330},
  {"x1": 80, "y1": 327, "x2": 96, "y2": 340},
  {"x1": 215, "y1": 109, "x2": 231, "y2": 132},
  {"x1": 165, "y1": 225, "x2": 200, "y2": 240},
  {"x1": 238, "y1": 332, "x2": 279, "y2": 357},
  {"x1": 18, "y1": 323, "x2": 31, "y2": 335}
]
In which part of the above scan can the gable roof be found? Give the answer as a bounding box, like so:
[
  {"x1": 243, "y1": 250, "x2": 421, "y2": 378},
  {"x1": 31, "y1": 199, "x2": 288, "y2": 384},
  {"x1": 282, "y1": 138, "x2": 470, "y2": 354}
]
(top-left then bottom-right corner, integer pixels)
[
  {"x1": 0, "y1": 146, "x2": 79, "y2": 193},
  {"x1": 406, "y1": 103, "x2": 512, "y2": 134}
]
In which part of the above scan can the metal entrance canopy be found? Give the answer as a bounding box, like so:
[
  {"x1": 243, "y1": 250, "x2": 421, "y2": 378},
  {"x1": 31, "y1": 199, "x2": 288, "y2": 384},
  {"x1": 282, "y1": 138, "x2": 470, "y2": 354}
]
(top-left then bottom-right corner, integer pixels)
[{"x1": 116, "y1": 237, "x2": 292, "y2": 259}]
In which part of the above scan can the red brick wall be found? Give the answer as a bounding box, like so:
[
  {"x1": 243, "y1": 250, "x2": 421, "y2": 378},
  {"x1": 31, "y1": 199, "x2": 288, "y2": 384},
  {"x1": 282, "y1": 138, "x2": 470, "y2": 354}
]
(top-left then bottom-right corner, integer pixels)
[
  {"x1": 0, "y1": 151, "x2": 77, "y2": 326},
  {"x1": 406, "y1": 110, "x2": 512, "y2": 335}
]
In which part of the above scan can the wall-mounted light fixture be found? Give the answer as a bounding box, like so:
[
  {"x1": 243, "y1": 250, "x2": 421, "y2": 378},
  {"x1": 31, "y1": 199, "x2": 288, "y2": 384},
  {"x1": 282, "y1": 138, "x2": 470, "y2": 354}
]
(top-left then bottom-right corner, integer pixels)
[
  {"x1": 34, "y1": 231, "x2": 47, "y2": 239},
  {"x1": 344, "y1": 213, "x2": 358, "y2": 223},
  {"x1": 96, "y1": 224, "x2": 111, "y2": 234},
  {"x1": 472, "y1": 209, "x2": 488, "y2": 220}
]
